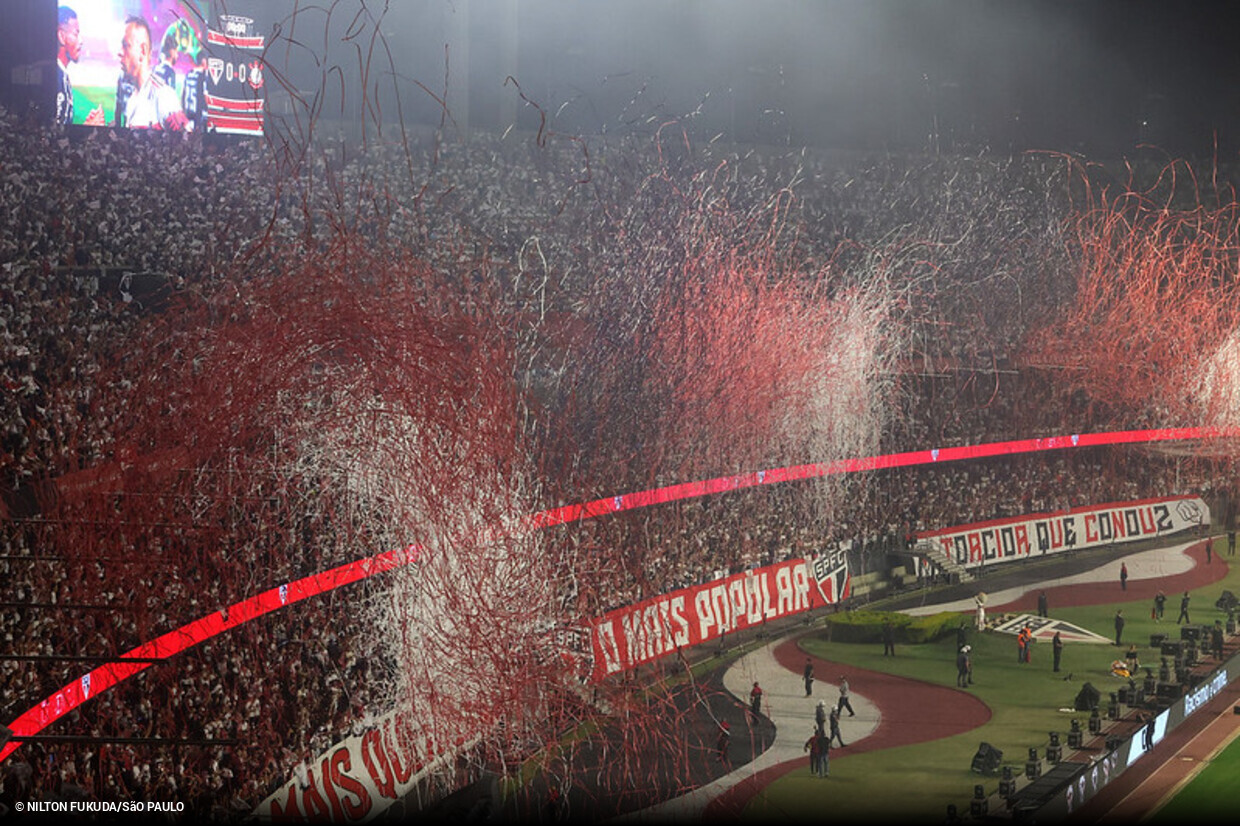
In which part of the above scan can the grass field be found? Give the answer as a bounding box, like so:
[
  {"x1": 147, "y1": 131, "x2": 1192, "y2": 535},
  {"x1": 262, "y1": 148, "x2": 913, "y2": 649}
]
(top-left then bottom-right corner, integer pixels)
[
  {"x1": 741, "y1": 549, "x2": 1240, "y2": 823},
  {"x1": 1146, "y1": 724, "x2": 1240, "y2": 822}
]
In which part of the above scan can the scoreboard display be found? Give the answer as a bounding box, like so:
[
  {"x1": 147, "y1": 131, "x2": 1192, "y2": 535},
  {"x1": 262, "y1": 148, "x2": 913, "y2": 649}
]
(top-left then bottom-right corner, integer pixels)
[
  {"x1": 204, "y1": 9, "x2": 265, "y2": 135},
  {"x1": 53, "y1": 1, "x2": 266, "y2": 135}
]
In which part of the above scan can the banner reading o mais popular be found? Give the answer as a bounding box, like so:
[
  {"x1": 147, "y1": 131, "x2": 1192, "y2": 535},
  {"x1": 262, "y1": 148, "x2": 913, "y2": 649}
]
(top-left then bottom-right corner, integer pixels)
[{"x1": 587, "y1": 552, "x2": 850, "y2": 682}]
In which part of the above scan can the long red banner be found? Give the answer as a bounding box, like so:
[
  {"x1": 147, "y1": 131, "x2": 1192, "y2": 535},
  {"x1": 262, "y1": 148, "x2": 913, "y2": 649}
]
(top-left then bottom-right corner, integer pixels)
[{"x1": 588, "y1": 551, "x2": 850, "y2": 682}]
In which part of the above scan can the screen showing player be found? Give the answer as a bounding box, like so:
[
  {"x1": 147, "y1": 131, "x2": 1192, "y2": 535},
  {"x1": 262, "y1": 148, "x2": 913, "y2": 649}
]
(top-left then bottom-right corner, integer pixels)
[{"x1": 53, "y1": 1, "x2": 265, "y2": 135}]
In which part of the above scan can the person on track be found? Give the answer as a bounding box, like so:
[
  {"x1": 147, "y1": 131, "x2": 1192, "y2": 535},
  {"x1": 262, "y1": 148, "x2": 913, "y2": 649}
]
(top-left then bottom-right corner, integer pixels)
[
  {"x1": 837, "y1": 676, "x2": 855, "y2": 716},
  {"x1": 828, "y1": 706, "x2": 846, "y2": 748}
]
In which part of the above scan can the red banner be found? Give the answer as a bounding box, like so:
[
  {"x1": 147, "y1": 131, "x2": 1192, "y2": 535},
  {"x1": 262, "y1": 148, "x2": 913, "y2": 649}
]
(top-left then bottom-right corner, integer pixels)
[{"x1": 587, "y1": 552, "x2": 849, "y2": 682}]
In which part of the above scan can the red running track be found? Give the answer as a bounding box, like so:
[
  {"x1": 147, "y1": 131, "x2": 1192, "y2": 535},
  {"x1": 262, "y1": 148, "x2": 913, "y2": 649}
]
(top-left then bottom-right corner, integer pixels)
[
  {"x1": 704, "y1": 638, "x2": 992, "y2": 819},
  {"x1": 990, "y1": 541, "x2": 1228, "y2": 613}
]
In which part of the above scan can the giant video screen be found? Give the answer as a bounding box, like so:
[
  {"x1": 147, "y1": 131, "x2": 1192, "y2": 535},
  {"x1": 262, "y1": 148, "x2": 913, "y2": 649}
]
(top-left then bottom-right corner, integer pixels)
[{"x1": 54, "y1": 1, "x2": 266, "y2": 135}]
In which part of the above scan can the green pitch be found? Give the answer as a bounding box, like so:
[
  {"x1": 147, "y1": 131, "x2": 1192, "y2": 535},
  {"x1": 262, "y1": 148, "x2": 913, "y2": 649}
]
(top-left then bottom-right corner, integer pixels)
[{"x1": 1146, "y1": 728, "x2": 1240, "y2": 822}]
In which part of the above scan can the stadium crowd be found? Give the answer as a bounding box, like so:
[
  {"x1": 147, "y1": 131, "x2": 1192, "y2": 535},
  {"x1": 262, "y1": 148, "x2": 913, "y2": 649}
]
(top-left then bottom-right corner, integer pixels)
[{"x1": 0, "y1": 102, "x2": 1230, "y2": 819}]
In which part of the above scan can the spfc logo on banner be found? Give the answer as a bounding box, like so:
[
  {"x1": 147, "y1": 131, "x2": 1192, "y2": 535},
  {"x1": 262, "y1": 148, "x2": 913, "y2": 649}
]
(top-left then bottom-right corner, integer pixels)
[
  {"x1": 1175, "y1": 498, "x2": 1204, "y2": 525},
  {"x1": 811, "y1": 550, "x2": 850, "y2": 605},
  {"x1": 80, "y1": 673, "x2": 91, "y2": 700}
]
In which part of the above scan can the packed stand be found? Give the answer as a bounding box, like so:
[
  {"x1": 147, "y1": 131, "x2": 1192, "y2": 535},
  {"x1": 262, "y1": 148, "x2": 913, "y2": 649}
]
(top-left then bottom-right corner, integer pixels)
[{"x1": 0, "y1": 103, "x2": 1233, "y2": 820}]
